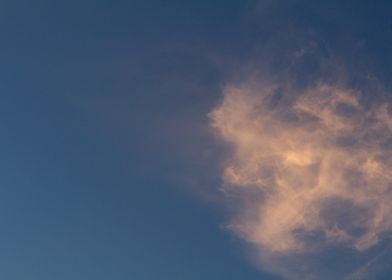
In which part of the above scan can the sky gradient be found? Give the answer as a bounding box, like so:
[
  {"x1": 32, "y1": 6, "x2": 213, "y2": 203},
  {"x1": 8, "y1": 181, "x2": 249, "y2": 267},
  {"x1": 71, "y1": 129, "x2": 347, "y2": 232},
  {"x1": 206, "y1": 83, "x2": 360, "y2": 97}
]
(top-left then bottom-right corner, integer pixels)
[{"x1": 2, "y1": 1, "x2": 392, "y2": 280}]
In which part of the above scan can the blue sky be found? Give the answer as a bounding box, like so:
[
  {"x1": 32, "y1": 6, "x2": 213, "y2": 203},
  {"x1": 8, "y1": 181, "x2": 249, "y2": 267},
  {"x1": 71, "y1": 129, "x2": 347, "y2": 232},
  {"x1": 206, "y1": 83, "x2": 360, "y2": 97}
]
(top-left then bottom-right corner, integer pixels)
[{"x1": 1, "y1": 1, "x2": 392, "y2": 279}]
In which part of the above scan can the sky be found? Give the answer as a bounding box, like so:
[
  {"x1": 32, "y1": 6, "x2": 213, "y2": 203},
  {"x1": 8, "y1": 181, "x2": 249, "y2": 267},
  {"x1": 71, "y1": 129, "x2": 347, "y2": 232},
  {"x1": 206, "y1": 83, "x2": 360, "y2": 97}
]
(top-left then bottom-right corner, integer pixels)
[{"x1": 1, "y1": 1, "x2": 392, "y2": 280}]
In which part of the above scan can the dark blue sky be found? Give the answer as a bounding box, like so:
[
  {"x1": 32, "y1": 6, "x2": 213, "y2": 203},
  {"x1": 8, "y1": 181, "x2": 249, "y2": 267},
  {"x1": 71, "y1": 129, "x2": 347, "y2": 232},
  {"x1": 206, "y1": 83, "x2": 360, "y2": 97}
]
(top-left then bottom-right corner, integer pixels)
[{"x1": 1, "y1": 1, "x2": 392, "y2": 279}]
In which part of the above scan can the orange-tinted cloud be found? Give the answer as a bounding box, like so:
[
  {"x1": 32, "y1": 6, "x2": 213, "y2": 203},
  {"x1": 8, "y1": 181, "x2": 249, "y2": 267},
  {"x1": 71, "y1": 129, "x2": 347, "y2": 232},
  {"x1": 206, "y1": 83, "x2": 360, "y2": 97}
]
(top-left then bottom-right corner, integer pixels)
[{"x1": 209, "y1": 80, "x2": 392, "y2": 279}]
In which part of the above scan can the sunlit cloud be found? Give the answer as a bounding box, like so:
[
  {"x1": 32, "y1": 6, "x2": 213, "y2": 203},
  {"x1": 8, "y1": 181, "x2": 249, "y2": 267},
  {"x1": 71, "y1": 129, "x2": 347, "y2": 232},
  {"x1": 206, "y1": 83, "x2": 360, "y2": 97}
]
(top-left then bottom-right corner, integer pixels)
[{"x1": 209, "y1": 79, "x2": 392, "y2": 279}]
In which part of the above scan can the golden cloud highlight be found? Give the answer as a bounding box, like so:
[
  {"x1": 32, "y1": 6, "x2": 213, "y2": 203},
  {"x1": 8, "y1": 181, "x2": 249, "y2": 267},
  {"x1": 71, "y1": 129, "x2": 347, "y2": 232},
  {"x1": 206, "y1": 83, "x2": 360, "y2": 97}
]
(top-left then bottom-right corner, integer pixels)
[{"x1": 209, "y1": 81, "x2": 392, "y2": 279}]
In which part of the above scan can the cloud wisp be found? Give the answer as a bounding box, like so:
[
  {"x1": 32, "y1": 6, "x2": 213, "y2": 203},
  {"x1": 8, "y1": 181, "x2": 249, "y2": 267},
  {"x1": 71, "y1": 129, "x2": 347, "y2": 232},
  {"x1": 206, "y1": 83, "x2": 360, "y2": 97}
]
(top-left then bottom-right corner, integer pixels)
[{"x1": 209, "y1": 80, "x2": 392, "y2": 279}]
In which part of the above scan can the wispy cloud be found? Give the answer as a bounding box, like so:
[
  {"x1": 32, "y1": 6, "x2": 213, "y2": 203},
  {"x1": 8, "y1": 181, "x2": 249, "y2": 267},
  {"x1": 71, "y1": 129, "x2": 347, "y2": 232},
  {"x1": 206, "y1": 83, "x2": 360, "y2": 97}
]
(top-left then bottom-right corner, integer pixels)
[{"x1": 209, "y1": 77, "x2": 392, "y2": 279}]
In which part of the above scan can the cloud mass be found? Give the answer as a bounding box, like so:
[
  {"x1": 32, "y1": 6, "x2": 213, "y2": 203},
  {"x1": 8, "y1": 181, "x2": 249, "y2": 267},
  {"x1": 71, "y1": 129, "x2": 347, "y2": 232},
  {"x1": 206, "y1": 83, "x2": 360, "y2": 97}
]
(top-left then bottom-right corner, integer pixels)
[{"x1": 209, "y1": 80, "x2": 392, "y2": 279}]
